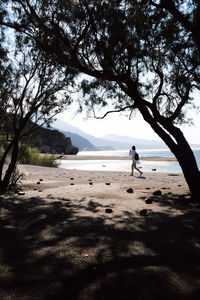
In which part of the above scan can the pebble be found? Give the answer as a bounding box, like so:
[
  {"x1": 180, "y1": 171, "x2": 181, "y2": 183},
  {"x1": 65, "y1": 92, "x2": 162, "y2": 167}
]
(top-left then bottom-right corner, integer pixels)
[
  {"x1": 105, "y1": 208, "x2": 113, "y2": 213},
  {"x1": 18, "y1": 191, "x2": 25, "y2": 195},
  {"x1": 145, "y1": 198, "x2": 152, "y2": 204},
  {"x1": 139, "y1": 209, "x2": 148, "y2": 216},
  {"x1": 153, "y1": 190, "x2": 162, "y2": 196},
  {"x1": 127, "y1": 188, "x2": 134, "y2": 193}
]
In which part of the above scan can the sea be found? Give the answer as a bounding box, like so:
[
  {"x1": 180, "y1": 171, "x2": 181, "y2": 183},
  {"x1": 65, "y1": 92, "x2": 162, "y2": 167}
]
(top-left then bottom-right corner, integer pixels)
[{"x1": 60, "y1": 148, "x2": 200, "y2": 173}]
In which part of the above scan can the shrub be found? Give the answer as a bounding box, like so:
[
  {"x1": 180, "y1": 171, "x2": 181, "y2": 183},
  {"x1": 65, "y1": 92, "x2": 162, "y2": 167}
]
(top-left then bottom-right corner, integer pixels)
[
  {"x1": 18, "y1": 144, "x2": 59, "y2": 167},
  {"x1": 9, "y1": 167, "x2": 27, "y2": 190}
]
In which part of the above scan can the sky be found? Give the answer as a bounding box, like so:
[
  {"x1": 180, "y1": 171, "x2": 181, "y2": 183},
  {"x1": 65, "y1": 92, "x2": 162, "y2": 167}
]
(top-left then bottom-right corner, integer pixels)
[{"x1": 58, "y1": 102, "x2": 200, "y2": 145}]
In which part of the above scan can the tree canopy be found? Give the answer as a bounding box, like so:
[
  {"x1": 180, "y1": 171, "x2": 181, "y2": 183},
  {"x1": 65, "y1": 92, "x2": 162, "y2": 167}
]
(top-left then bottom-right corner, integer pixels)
[
  {"x1": 1, "y1": 0, "x2": 200, "y2": 198},
  {"x1": 0, "y1": 25, "x2": 74, "y2": 193}
]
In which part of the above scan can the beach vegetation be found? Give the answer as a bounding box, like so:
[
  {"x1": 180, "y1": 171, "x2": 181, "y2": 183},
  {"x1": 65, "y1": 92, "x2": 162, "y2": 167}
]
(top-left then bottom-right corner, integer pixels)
[
  {"x1": 1, "y1": 1, "x2": 200, "y2": 199},
  {"x1": 18, "y1": 144, "x2": 59, "y2": 167}
]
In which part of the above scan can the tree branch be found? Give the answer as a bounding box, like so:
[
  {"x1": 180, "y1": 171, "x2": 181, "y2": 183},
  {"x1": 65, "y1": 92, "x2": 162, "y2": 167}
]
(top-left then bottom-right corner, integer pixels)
[{"x1": 94, "y1": 104, "x2": 135, "y2": 119}]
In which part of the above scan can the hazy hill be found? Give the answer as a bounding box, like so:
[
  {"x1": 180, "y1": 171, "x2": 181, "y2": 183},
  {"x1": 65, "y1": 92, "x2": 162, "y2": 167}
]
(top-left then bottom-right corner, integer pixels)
[
  {"x1": 102, "y1": 134, "x2": 166, "y2": 149},
  {"x1": 52, "y1": 119, "x2": 167, "y2": 150},
  {"x1": 29, "y1": 126, "x2": 79, "y2": 154},
  {"x1": 51, "y1": 119, "x2": 200, "y2": 151},
  {"x1": 52, "y1": 119, "x2": 131, "y2": 150},
  {"x1": 58, "y1": 131, "x2": 97, "y2": 151},
  {"x1": 1, "y1": 116, "x2": 79, "y2": 154}
]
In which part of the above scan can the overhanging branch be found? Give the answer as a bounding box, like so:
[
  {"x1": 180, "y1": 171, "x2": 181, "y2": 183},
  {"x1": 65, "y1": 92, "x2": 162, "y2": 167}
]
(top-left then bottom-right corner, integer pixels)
[{"x1": 93, "y1": 104, "x2": 135, "y2": 119}]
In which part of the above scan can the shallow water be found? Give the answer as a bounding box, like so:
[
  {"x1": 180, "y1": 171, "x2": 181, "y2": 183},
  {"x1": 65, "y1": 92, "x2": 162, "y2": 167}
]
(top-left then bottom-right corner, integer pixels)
[
  {"x1": 60, "y1": 159, "x2": 182, "y2": 173},
  {"x1": 60, "y1": 148, "x2": 200, "y2": 173}
]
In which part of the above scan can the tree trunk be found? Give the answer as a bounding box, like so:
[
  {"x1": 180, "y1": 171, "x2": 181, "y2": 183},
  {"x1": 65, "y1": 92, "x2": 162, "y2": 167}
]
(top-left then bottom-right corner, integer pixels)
[
  {"x1": 174, "y1": 146, "x2": 200, "y2": 201},
  {"x1": 156, "y1": 131, "x2": 200, "y2": 200},
  {"x1": 0, "y1": 142, "x2": 19, "y2": 194},
  {"x1": 168, "y1": 129, "x2": 200, "y2": 201},
  {"x1": 0, "y1": 141, "x2": 14, "y2": 181},
  {"x1": 134, "y1": 98, "x2": 200, "y2": 201}
]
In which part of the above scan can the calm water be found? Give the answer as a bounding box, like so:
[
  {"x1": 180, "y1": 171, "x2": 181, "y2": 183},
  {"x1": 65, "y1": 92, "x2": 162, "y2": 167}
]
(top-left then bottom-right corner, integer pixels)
[{"x1": 60, "y1": 148, "x2": 200, "y2": 173}]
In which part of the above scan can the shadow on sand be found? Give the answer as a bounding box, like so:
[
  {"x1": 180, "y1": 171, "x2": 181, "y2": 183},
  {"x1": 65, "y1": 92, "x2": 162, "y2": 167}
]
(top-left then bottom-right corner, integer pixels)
[{"x1": 0, "y1": 193, "x2": 200, "y2": 299}]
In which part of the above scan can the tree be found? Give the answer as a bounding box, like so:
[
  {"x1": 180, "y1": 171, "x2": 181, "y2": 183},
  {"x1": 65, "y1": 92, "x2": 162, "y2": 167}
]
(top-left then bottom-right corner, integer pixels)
[
  {"x1": 2, "y1": 0, "x2": 200, "y2": 199},
  {"x1": 0, "y1": 33, "x2": 73, "y2": 194},
  {"x1": 150, "y1": 0, "x2": 200, "y2": 57}
]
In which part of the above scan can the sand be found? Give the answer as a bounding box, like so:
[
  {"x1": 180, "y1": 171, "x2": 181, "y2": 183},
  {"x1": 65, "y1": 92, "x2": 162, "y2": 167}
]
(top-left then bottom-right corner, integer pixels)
[{"x1": 0, "y1": 158, "x2": 200, "y2": 300}]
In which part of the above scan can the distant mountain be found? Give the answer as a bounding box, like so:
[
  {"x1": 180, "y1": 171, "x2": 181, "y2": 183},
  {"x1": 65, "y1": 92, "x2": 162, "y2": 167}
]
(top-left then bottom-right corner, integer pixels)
[
  {"x1": 102, "y1": 134, "x2": 167, "y2": 149},
  {"x1": 58, "y1": 131, "x2": 97, "y2": 151},
  {"x1": 52, "y1": 119, "x2": 131, "y2": 150},
  {"x1": 53, "y1": 119, "x2": 87, "y2": 137},
  {"x1": 52, "y1": 119, "x2": 168, "y2": 150},
  {"x1": 32, "y1": 127, "x2": 79, "y2": 154},
  {"x1": 3, "y1": 116, "x2": 79, "y2": 154},
  {"x1": 52, "y1": 119, "x2": 200, "y2": 151}
]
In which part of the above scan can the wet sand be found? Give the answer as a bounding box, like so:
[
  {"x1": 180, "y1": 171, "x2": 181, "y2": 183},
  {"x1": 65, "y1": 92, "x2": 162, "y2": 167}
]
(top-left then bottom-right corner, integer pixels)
[{"x1": 61, "y1": 155, "x2": 177, "y2": 161}]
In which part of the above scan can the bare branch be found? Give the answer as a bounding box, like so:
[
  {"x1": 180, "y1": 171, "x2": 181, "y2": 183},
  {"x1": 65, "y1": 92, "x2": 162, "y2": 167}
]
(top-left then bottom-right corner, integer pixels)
[{"x1": 94, "y1": 104, "x2": 135, "y2": 119}]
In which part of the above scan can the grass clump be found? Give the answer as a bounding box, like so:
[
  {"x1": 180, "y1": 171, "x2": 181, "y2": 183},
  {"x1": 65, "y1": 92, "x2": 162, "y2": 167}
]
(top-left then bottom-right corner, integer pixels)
[{"x1": 18, "y1": 144, "x2": 59, "y2": 167}]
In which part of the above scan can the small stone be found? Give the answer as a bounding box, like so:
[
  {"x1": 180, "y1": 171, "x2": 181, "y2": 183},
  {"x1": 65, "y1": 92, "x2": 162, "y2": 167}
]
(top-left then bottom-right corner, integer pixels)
[
  {"x1": 153, "y1": 190, "x2": 162, "y2": 196},
  {"x1": 139, "y1": 209, "x2": 148, "y2": 216},
  {"x1": 18, "y1": 191, "x2": 25, "y2": 195},
  {"x1": 105, "y1": 182, "x2": 110, "y2": 185},
  {"x1": 127, "y1": 188, "x2": 134, "y2": 193},
  {"x1": 145, "y1": 198, "x2": 152, "y2": 204},
  {"x1": 105, "y1": 208, "x2": 113, "y2": 213},
  {"x1": 152, "y1": 168, "x2": 156, "y2": 171}
]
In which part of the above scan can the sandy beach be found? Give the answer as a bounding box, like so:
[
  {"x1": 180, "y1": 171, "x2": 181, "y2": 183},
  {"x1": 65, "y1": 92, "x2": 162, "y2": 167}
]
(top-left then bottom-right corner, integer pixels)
[{"x1": 0, "y1": 158, "x2": 200, "y2": 300}]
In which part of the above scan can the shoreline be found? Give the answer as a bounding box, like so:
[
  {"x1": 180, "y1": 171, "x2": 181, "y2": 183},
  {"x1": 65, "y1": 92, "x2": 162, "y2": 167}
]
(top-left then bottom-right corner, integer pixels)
[{"x1": 59, "y1": 154, "x2": 177, "y2": 161}]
